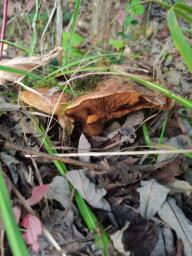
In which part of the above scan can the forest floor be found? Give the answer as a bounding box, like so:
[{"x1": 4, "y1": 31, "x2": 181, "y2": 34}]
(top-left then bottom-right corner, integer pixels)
[{"x1": 0, "y1": 1, "x2": 192, "y2": 256}]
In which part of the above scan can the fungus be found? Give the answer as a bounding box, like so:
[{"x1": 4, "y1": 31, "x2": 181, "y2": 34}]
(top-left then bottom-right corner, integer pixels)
[
  {"x1": 65, "y1": 77, "x2": 174, "y2": 135},
  {"x1": 20, "y1": 77, "x2": 174, "y2": 136},
  {"x1": 20, "y1": 87, "x2": 69, "y2": 116}
]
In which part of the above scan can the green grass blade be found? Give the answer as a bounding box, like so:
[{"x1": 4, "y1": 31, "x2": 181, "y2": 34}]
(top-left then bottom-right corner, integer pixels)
[
  {"x1": 142, "y1": 123, "x2": 152, "y2": 146},
  {"x1": 0, "y1": 65, "x2": 41, "y2": 80},
  {"x1": 151, "y1": 1, "x2": 192, "y2": 23},
  {"x1": 174, "y1": 8, "x2": 192, "y2": 23},
  {"x1": 167, "y1": 8, "x2": 192, "y2": 72},
  {"x1": 0, "y1": 166, "x2": 28, "y2": 256},
  {"x1": 175, "y1": 3, "x2": 192, "y2": 15},
  {"x1": 0, "y1": 39, "x2": 27, "y2": 52},
  {"x1": 35, "y1": 52, "x2": 125, "y2": 86},
  {"x1": 36, "y1": 122, "x2": 110, "y2": 254},
  {"x1": 126, "y1": 73, "x2": 192, "y2": 109},
  {"x1": 173, "y1": 2, "x2": 192, "y2": 23},
  {"x1": 158, "y1": 111, "x2": 169, "y2": 144},
  {"x1": 65, "y1": 0, "x2": 81, "y2": 64}
]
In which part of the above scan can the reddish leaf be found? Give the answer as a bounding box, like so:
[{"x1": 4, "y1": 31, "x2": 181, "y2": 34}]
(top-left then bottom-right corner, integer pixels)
[
  {"x1": 26, "y1": 184, "x2": 49, "y2": 206},
  {"x1": 13, "y1": 207, "x2": 21, "y2": 224},
  {"x1": 22, "y1": 214, "x2": 42, "y2": 253}
]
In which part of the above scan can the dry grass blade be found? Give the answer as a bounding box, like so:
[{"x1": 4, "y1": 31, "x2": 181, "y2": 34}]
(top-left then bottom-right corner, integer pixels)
[
  {"x1": 20, "y1": 87, "x2": 69, "y2": 116},
  {"x1": 0, "y1": 47, "x2": 62, "y2": 84}
]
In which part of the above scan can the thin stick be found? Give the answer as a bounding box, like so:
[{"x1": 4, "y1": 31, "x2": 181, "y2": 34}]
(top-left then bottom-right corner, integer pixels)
[
  {"x1": 54, "y1": 148, "x2": 192, "y2": 157},
  {"x1": 0, "y1": 0, "x2": 9, "y2": 60},
  {"x1": 1, "y1": 141, "x2": 103, "y2": 170}
]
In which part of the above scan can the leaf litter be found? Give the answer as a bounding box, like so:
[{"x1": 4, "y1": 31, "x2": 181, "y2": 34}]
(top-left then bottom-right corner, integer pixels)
[{"x1": 2, "y1": 71, "x2": 191, "y2": 255}]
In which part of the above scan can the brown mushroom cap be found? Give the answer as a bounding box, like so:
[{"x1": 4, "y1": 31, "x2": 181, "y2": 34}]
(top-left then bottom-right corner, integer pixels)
[
  {"x1": 20, "y1": 87, "x2": 69, "y2": 115},
  {"x1": 65, "y1": 77, "x2": 173, "y2": 134}
]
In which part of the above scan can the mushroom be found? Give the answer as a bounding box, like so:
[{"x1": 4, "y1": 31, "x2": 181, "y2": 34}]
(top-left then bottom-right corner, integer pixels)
[
  {"x1": 65, "y1": 77, "x2": 174, "y2": 136},
  {"x1": 20, "y1": 77, "x2": 174, "y2": 136},
  {"x1": 20, "y1": 87, "x2": 73, "y2": 133},
  {"x1": 20, "y1": 87, "x2": 69, "y2": 116}
]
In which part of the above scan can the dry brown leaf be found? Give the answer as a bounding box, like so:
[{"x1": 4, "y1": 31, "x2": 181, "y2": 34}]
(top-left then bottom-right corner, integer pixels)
[
  {"x1": 65, "y1": 77, "x2": 174, "y2": 135},
  {"x1": 20, "y1": 87, "x2": 69, "y2": 116},
  {"x1": 0, "y1": 47, "x2": 62, "y2": 84}
]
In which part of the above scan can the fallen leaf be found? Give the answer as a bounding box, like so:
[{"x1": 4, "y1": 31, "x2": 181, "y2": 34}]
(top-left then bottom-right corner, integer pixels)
[
  {"x1": 47, "y1": 176, "x2": 71, "y2": 208},
  {"x1": 166, "y1": 70, "x2": 181, "y2": 86},
  {"x1": 13, "y1": 114, "x2": 37, "y2": 135},
  {"x1": 20, "y1": 87, "x2": 69, "y2": 116},
  {"x1": 46, "y1": 209, "x2": 84, "y2": 252},
  {"x1": 137, "y1": 179, "x2": 169, "y2": 219},
  {"x1": 110, "y1": 222, "x2": 130, "y2": 254},
  {"x1": 0, "y1": 48, "x2": 62, "y2": 84},
  {"x1": 0, "y1": 102, "x2": 20, "y2": 112},
  {"x1": 155, "y1": 161, "x2": 180, "y2": 184},
  {"x1": 151, "y1": 227, "x2": 175, "y2": 256},
  {"x1": 66, "y1": 169, "x2": 111, "y2": 211},
  {"x1": 26, "y1": 184, "x2": 49, "y2": 206},
  {"x1": 167, "y1": 178, "x2": 192, "y2": 196},
  {"x1": 100, "y1": 160, "x2": 141, "y2": 188},
  {"x1": 0, "y1": 152, "x2": 20, "y2": 183},
  {"x1": 22, "y1": 214, "x2": 42, "y2": 253},
  {"x1": 122, "y1": 110, "x2": 144, "y2": 128},
  {"x1": 78, "y1": 133, "x2": 91, "y2": 162},
  {"x1": 158, "y1": 197, "x2": 192, "y2": 256},
  {"x1": 65, "y1": 77, "x2": 174, "y2": 135},
  {"x1": 157, "y1": 135, "x2": 192, "y2": 163},
  {"x1": 111, "y1": 219, "x2": 158, "y2": 255},
  {"x1": 112, "y1": 204, "x2": 141, "y2": 228}
]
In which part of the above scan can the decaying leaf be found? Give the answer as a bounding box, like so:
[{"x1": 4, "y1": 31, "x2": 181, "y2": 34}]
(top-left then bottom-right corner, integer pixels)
[
  {"x1": 158, "y1": 197, "x2": 192, "y2": 256},
  {"x1": 111, "y1": 218, "x2": 158, "y2": 255},
  {"x1": 111, "y1": 204, "x2": 159, "y2": 255},
  {"x1": 137, "y1": 179, "x2": 169, "y2": 219},
  {"x1": 78, "y1": 133, "x2": 91, "y2": 162},
  {"x1": 151, "y1": 227, "x2": 175, "y2": 256},
  {"x1": 166, "y1": 178, "x2": 192, "y2": 196},
  {"x1": 65, "y1": 77, "x2": 174, "y2": 135},
  {"x1": 157, "y1": 135, "x2": 192, "y2": 163},
  {"x1": 26, "y1": 184, "x2": 49, "y2": 206},
  {"x1": 47, "y1": 176, "x2": 71, "y2": 209},
  {"x1": 20, "y1": 87, "x2": 69, "y2": 116},
  {"x1": 66, "y1": 169, "x2": 111, "y2": 211},
  {"x1": 110, "y1": 222, "x2": 130, "y2": 254},
  {"x1": 0, "y1": 47, "x2": 62, "y2": 84},
  {"x1": 122, "y1": 110, "x2": 144, "y2": 128},
  {"x1": 22, "y1": 214, "x2": 42, "y2": 253}
]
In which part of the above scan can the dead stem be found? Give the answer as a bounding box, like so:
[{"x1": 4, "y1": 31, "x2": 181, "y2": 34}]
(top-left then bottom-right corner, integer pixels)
[{"x1": 1, "y1": 140, "x2": 104, "y2": 170}]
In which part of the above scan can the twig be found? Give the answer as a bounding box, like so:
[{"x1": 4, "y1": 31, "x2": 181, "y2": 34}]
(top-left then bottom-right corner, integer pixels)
[
  {"x1": 0, "y1": 0, "x2": 9, "y2": 60},
  {"x1": 1, "y1": 141, "x2": 104, "y2": 170},
  {"x1": 56, "y1": 0, "x2": 63, "y2": 46},
  {"x1": 53, "y1": 148, "x2": 192, "y2": 157}
]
